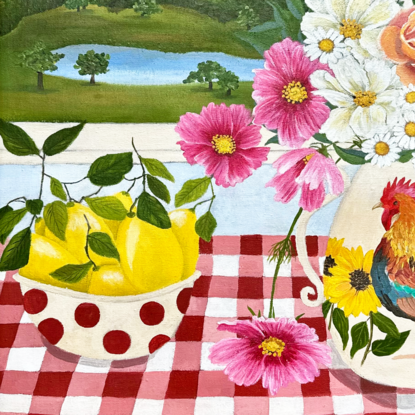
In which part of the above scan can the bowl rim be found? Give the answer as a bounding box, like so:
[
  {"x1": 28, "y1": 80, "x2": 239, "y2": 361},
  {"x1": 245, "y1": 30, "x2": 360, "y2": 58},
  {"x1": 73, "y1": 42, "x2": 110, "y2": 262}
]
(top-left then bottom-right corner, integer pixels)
[{"x1": 13, "y1": 270, "x2": 201, "y2": 303}]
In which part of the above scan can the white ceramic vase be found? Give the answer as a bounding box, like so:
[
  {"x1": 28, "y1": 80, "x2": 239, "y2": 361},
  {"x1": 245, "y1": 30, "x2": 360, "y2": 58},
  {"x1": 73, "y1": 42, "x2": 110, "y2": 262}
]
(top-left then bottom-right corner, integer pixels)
[{"x1": 297, "y1": 163, "x2": 415, "y2": 388}]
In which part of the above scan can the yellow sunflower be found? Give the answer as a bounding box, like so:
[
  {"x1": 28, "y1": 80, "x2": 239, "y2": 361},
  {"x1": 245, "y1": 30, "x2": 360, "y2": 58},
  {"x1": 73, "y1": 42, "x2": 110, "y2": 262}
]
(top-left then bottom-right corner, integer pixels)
[
  {"x1": 323, "y1": 245, "x2": 381, "y2": 317},
  {"x1": 324, "y1": 237, "x2": 344, "y2": 277}
]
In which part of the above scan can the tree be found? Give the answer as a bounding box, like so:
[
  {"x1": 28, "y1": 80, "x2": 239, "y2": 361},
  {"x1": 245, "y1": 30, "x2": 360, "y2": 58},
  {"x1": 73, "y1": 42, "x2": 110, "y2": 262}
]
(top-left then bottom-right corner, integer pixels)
[
  {"x1": 74, "y1": 50, "x2": 110, "y2": 84},
  {"x1": 236, "y1": 5, "x2": 260, "y2": 30},
  {"x1": 133, "y1": 0, "x2": 162, "y2": 16},
  {"x1": 19, "y1": 42, "x2": 65, "y2": 91},
  {"x1": 218, "y1": 70, "x2": 239, "y2": 96},
  {"x1": 183, "y1": 61, "x2": 225, "y2": 90},
  {"x1": 65, "y1": 0, "x2": 88, "y2": 11}
]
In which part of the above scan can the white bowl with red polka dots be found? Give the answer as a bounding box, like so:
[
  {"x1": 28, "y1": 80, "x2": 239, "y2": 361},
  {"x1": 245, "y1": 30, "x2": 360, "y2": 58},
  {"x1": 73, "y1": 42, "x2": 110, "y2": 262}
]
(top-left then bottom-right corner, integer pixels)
[{"x1": 13, "y1": 271, "x2": 201, "y2": 360}]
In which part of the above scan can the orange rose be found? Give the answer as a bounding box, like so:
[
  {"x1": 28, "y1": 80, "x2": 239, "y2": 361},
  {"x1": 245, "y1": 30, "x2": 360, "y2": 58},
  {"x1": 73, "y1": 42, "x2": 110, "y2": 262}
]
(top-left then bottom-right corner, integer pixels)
[{"x1": 381, "y1": 6, "x2": 415, "y2": 85}]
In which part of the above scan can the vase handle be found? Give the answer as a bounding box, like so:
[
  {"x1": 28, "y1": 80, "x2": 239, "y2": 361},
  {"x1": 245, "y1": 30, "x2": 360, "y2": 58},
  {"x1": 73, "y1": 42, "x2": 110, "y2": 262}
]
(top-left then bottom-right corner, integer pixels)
[{"x1": 296, "y1": 168, "x2": 351, "y2": 307}]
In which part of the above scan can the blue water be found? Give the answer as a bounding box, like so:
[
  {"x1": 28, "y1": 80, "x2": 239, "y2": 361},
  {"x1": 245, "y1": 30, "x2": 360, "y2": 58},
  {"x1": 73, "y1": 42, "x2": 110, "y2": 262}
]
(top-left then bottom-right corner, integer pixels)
[
  {"x1": 0, "y1": 163, "x2": 359, "y2": 237},
  {"x1": 46, "y1": 45, "x2": 264, "y2": 85}
]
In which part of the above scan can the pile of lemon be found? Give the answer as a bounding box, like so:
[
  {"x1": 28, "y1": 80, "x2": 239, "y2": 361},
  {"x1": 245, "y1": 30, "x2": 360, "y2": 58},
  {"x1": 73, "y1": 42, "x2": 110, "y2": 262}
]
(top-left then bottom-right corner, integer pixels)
[{"x1": 20, "y1": 193, "x2": 199, "y2": 296}]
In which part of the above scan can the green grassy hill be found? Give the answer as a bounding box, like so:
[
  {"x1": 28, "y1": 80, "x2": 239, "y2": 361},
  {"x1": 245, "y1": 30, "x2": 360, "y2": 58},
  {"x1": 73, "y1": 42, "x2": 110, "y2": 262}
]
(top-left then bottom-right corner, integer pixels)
[{"x1": 0, "y1": 5, "x2": 260, "y2": 123}]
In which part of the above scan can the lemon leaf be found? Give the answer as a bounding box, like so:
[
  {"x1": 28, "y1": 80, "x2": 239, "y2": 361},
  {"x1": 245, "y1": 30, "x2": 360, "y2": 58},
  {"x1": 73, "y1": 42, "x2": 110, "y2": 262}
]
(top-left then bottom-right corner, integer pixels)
[
  {"x1": 50, "y1": 177, "x2": 67, "y2": 201},
  {"x1": 88, "y1": 232, "x2": 120, "y2": 261},
  {"x1": 147, "y1": 175, "x2": 171, "y2": 204},
  {"x1": 0, "y1": 227, "x2": 31, "y2": 271},
  {"x1": 0, "y1": 208, "x2": 28, "y2": 245},
  {"x1": 0, "y1": 118, "x2": 39, "y2": 156},
  {"x1": 43, "y1": 122, "x2": 85, "y2": 156},
  {"x1": 136, "y1": 192, "x2": 171, "y2": 229},
  {"x1": 141, "y1": 157, "x2": 174, "y2": 182},
  {"x1": 44, "y1": 201, "x2": 68, "y2": 241},
  {"x1": 26, "y1": 199, "x2": 43, "y2": 216},
  {"x1": 50, "y1": 261, "x2": 93, "y2": 283},
  {"x1": 87, "y1": 152, "x2": 133, "y2": 186},
  {"x1": 85, "y1": 196, "x2": 128, "y2": 220},
  {"x1": 0, "y1": 205, "x2": 13, "y2": 244},
  {"x1": 175, "y1": 177, "x2": 211, "y2": 207},
  {"x1": 195, "y1": 211, "x2": 217, "y2": 242}
]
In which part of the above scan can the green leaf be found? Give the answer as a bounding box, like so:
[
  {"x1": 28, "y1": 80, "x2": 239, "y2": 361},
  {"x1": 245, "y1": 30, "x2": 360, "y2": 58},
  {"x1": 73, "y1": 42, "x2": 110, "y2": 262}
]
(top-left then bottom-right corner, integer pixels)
[
  {"x1": 399, "y1": 150, "x2": 413, "y2": 163},
  {"x1": 141, "y1": 158, "x2": 175, "y2": 182},
  {"x1": 258, "y1": 310, "x2": 262, "y2": 317},
  {"x1": 175, "y1": 177, "x2": 211, "y2": 208},
  {"x1": 265, "y1": 134, "x2": 279, "y2": 146},
  {"x1": 247, "y1": 306, "x2": 256, "y2": 316},
  {"x1": 0, "y1": 208, "x2": 28, "y2": 245},
  {"x1": 0, "y1": 206, "x2": 13, "y2": 244},
  {"x1": 322, "y1": 300, "x2": 331, "y2": 319},
  {"x1": 285, "y1": 0, "x2": 305, "y2": 20},
  {"x1": 195, "y1": 211, "x2": 217, "y2": 242},
  {"x1": 235, "y1": 28, "x2": 282, "y2": 56},
  {"x1": 136, "y1": 192, "x2": 171, "y2": 229},
  {"x1": 372, "y1": 311, "x2": 400, "y2": 339},
  {"x1": 50, "y1": 177, "x2": 67, "y2": 201},
  {"x1": 314, "y1": 133, "x2": 332, "y2": 144},
  {"x1": 87, "y1": 232, "x2": 119, "y2": 261},
  {"x1": 333, "y1": 144, "x2": 368, "y2": 165},
  {"x1": 85, "y1": 196, "x2": 128, "y2": 221},
  {"x1": 350, "y1": 321, "x2": 369, "y2": 358},
  {"x1": 42, "y1": 122, "x2": 85, "y2": 156},
  {"x1": 25, "y1": 199, "x2": 43, "y2": 216},
  {"x1": 147, "y1": 175, "x2": 171, "y2": 204},
  {"x1": 87, "y1": 153, "x2": 133, "y2": 186},
  {"x1": 372, "y1": 331, "x2": 410, "y2": 357},
  {"x1": 0, "y1": 227, "x2": 31, "y2": 271},
  {"x1": 43, "y1": 201, "x2": 68, "y2": 241},
  {"x1": 295, "y1": 313, "x2": 305, "y2": 321},
  {"x1": 0, "y1": 119, "x2": 39, "y2": 156},
  {"x1": 50, "y1": 262, "x2": 93, "y2": 283},
  {"x1": 333, "y1": 307, "x2": 349, "y2": 350}
]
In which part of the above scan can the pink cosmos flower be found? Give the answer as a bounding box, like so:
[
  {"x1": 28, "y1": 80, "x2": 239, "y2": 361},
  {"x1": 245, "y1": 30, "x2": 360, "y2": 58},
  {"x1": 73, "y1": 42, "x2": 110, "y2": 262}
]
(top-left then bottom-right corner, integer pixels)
[
  {"x1": 252, "y1": 38, "x2": 331, "y2": 148},
  {"x1": 209, "y1": 317, "x2": 331, "y2": 395},
  {"x1": 266, "y1": 148, "x2": 344, "y2": 212},
  {"x1": 175, "y1": 103, "x2": 270, "y2": 188}
]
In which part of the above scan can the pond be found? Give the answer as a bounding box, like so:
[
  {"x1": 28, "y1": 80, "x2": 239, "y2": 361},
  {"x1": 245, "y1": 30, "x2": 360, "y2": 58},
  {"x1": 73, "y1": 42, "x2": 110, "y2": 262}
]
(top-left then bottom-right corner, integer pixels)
[{"x1": 47, "y1": 44, "x2": 264, "y2": 85}]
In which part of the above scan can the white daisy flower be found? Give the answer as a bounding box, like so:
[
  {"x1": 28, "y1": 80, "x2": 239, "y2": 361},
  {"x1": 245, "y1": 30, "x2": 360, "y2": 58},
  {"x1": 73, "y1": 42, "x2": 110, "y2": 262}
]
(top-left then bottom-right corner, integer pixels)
[
  {"x1": 362, "y1": 133, "x2": 400, "y2": 167},
  {"x1": 304, "y1": 27, "x2": 347, "y2": 64},
  {"x1": 394, "y1": 111, "x2": 415, "y2": 150},
  {"x1": 396, "y1": 84, "x2": 415, "y2": 111},
  {"x1": 310, "y1": 55, "x2": 400, "y2": 142},
  {"x1": 301, "y1": 0, "x2": 400, "y2": 59}
]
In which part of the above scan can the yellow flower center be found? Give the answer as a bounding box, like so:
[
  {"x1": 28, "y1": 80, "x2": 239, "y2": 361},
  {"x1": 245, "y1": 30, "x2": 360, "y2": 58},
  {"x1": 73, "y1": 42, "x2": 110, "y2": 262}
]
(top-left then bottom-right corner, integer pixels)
[
  {"x1": 349, "y1": 269, "x2": 371, "y2": 291},
  {"x1": 405, "y1": 121, "x2": 415, "y2": 137},
  {"x1": 258, "y1": 336, "x2": 285, "y2": 357},
  {"x1": 211, "y1": 134, "x2": 236, "y2": 155},
  {"x1": 282, "y1": 81, "x2": 308, "y2": 104},
  {"x1": 406, "y1": 91, "x2": 415, "y2": 104},
  {"x1": 374, "y1": 141, "x2": 390, "y2": 156},
  {"x1": 303, "y1": 154, "x2": 314, "y2": 164},
  {"x1": 354, "y1": 91, "x2": 377, "y2": 107},
  {"x1": 339, "y1": 19, "x2": 363, "y2": 40},
  {"x1": 318, "y1": 38, "x2": 335, "y2": 53}
]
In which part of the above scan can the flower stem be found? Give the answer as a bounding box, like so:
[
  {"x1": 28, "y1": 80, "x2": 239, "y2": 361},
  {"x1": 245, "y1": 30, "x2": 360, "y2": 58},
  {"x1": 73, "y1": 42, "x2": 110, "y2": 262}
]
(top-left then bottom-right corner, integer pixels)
[
  {"x1": 361, "y1": 312, "x2": 374, "y2": 365},
  {"x1": 268, "y1": 207, "x2": 303, "y2": 318}
]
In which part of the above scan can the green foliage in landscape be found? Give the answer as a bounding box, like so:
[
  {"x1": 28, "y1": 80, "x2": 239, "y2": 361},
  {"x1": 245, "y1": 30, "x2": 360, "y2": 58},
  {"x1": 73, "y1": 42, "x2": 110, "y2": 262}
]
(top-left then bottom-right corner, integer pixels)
[
  {"x1": 0, "y1": 5, "x2": 258, "y2": 122},
  {"x1": 65, "y1": 0, "x2": 89, "y2": 11},
  {"x1": 19, "y1": 42, "x2": 65, "y2": 90},
  {"x1": 217, "y1": 70, "x2": 239, "y2": 95},
  {"x1": 74, "y1": 50, "x2": 110, "y2": 84},
  {"x1": 183, "y1": 61, "x2": 225, "y2": 90},
  {"x1": 133, "y1": 0, "x2": 162, "y2": 16},
  {"x1": 236, "y1": 5, "x2": 260, "y2": 30}
]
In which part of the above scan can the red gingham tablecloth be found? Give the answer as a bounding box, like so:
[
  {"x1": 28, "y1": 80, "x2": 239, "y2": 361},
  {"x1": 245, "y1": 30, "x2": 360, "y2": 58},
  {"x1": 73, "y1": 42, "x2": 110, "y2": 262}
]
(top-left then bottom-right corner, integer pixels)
[{"x1": 1, "y1": 235, "x2": 415, "y2": 415}]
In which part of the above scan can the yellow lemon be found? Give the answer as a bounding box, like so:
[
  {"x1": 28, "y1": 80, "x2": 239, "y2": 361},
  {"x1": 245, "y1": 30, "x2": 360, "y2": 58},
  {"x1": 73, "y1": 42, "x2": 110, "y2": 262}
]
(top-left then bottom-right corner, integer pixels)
[
  {"x1": 103, "y1": 192, "x2": 133, "y2": 240},
  {"x1": 87, "y1": 264, "x2": 138, "y2": 296},
  {"x1": 35, "y1": 218, "x2": 45, "y2": 236},
  {"x1": 44, "y1": 203, "x2": 117, "y2": 267},
  {"x1": 20, "y1": 234, "x2": 91, "y2": 292},
  {"x1": 169, "y1": 209, "x2": 199, "y2": 280},
  {"x1": 117, "y1": 216, "x2": 183, "y2": 293}
]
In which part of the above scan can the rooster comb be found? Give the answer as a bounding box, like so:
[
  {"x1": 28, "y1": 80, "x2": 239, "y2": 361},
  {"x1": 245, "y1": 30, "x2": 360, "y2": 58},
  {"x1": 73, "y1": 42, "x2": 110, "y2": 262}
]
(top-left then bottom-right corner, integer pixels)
[{"x1": 381, "y1": 177, "x2": 415, "y2": 204}]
